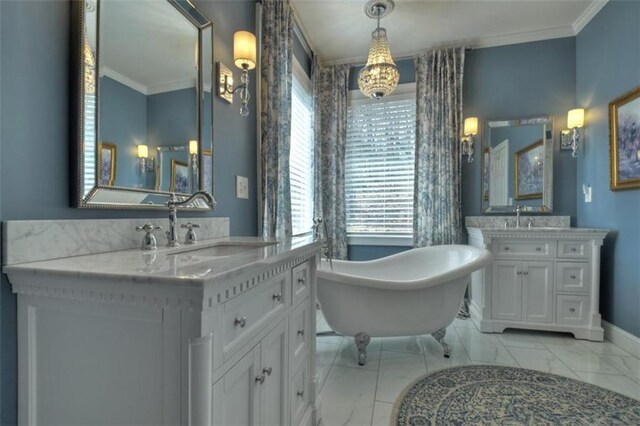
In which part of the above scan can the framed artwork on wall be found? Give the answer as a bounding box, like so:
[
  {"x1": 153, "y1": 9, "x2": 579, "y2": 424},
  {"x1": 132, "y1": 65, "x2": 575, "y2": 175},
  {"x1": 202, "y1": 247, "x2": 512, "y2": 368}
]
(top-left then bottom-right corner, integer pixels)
[
  {"x1": 170, "y1": 160, "x2": 189, "y2": 194},
  {"x1": 514, "y1": 139, "x2": 544, "y2": 200},
  {"x1": 97, "y1": 142, "x2": 116, "y2": 186},
  {"x1": 610, "y1": 86, "x2": 640, "y2": 190}
]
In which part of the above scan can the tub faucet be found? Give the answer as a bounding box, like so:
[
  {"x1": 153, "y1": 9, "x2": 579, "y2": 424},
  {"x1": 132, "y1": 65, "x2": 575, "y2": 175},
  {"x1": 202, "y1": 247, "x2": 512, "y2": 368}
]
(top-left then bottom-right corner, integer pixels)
[
  {"x1": 515, "y1": 205, "x2": 523, "y2": 228},
  {"x1": 165, "y1": 191, "x2": 216, "y2": 247}
]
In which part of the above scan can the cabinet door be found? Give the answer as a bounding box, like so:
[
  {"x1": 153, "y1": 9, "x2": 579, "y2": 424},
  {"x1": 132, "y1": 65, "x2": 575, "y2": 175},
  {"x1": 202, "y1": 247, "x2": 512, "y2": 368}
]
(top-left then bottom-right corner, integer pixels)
[
  {"x1": 261, "y1": 320, "x2": 288, "y2": 426},
  {"x1": 491, "y1": 260, "x2": 522, "y2": 321},
  {"x1": 522, "y1": 261, "x2": 553, "y2": 323},
  {"x1": 212, "y1": 345, "x2": 261, "y2": 426}
]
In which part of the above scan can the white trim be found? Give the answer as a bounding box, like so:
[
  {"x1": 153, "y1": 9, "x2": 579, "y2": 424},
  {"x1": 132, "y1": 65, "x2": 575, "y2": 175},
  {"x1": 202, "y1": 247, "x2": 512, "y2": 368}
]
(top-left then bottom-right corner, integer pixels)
[
  {"x1": 256, "y1": 2, "x2": 264, "y2": 236},
  {"x1": 292, "y1": 57, "x2": 311, "y2": 92},
  {"x1": 348, "y1": 82, "x2": 415, "y2": 105},
  {"x1": 291, "y1": 3, "x2": 315, "y2": 57},
  {"x1": 146, "y1": 79, "x2": 196, "y2": 96},
  {"x1": 101, "y1": 66, "x2": 148, "y2": 95},
  {"x1": 573, "y1": 0, "x2": 609, "y2": 34},
  {"x1": 347, "y1": 234, "x2": 413, "y2": 247},
  {"x1": 602, "y1": 320, "x2": 640, "y2": 359}
]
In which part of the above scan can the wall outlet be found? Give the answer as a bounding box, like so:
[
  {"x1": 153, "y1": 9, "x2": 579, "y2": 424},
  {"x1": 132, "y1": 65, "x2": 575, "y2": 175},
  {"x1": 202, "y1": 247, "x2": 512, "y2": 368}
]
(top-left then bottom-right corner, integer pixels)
[
  {"x1": 236, "y1": 176, "x2": 249, "y2": 199},
  {"x1": 583, "y1": 184, "x2": 592, "y2": 203}
]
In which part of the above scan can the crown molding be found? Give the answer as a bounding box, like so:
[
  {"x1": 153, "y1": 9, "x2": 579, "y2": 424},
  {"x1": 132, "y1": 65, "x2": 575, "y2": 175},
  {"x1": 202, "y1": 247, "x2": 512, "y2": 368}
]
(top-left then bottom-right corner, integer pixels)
[
  {"x1": 101, "y1": 67, "x2": 148, "y2": 95},
  {"x1": 573, "y1": 0, "x2": 609, "y2": 34},
  {"x1": 146, "y1": 79, "x2": 196, "y2": 96}
]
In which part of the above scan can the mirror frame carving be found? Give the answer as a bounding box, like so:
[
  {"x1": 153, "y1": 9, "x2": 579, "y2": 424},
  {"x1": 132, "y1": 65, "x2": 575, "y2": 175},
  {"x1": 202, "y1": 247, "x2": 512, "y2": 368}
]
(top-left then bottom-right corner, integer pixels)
[
  {"x1": 481, "y1": 116, "x2": 554, "y2": 214},
  {"x1": 71, "y1": 0, "x2": 214, "y2": 210}
]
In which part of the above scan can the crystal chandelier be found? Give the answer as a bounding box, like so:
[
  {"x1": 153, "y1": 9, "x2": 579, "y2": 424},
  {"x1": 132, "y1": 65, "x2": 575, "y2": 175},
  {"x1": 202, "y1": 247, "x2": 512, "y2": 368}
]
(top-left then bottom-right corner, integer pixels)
[{"x1": 358, "y1": 0, "x2": 399, "y2": 99}]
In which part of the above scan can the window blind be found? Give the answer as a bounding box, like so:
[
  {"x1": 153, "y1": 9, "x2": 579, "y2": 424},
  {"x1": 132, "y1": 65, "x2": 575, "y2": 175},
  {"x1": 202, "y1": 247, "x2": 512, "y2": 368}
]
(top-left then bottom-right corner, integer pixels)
[
  {"x1": 290, "y1": 60, "x2": 314, "y2": 236},
  {"x1": 83, "y1": 94, "x2": 97, "y2": 197},
  {"x1": 346, "y1": 94, "x2": 416, "y2": 235}
]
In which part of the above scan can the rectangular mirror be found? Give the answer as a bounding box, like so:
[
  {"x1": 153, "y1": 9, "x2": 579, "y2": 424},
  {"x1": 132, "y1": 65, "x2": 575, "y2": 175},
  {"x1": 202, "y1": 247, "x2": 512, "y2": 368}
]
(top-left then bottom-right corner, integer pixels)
[
  {"x1": 481, "y1": 116, "x2": 553, "y2": 213},
  {"x1": 72, "y1": 0, "x2": 214, "y2": 209}
]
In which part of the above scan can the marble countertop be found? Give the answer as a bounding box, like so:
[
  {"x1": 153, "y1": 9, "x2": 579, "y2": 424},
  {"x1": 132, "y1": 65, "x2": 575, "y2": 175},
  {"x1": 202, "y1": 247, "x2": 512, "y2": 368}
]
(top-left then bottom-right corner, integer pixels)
[
  {"x1": 3, "y1": 236, "x2": 323, "y2": 288},
  {"x1": 466, "y1": 226, "x2": 608, "y2": 233}
]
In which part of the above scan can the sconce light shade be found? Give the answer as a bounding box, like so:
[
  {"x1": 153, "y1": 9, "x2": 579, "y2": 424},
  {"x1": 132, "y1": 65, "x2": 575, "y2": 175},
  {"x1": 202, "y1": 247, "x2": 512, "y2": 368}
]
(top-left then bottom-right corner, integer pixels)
[
  {"x1": 464, "y1": 117, "x2": 478, "y2": 136},
  {"x1": 137, "y1": 144, "x2": 149, "y2": 158},
  {"x1": 189, "y1": 140, "x2": 198, "y2": 155},
  {"x1": 233, "y1": 31, "x2": 256, "y2": 70},
  {"x1": 567, "y1": 108, "x2": 585, "y2": 128}
]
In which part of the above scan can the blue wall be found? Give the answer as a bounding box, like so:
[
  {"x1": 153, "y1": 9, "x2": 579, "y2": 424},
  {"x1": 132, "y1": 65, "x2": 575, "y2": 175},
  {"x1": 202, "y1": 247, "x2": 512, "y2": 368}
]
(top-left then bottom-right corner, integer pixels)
[
  {"x1": 575, "y1": 0, "x2": 640, "y2": 337},
  {"x1": 0, "y1": 1, "x2": 258, "y2": 423},
  {"x1": 462, "y1": 37, "x2": 578, "y2": 224},
  {"x1": 348, "y1": 245, "x2": 410, "y2": 261}
]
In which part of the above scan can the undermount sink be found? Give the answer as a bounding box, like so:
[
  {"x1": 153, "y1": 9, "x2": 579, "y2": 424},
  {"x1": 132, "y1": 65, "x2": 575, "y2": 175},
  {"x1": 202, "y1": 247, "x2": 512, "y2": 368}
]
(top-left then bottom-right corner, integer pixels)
[{"x1": 173, "y1": 241, "x2": 277, "y2": 257}]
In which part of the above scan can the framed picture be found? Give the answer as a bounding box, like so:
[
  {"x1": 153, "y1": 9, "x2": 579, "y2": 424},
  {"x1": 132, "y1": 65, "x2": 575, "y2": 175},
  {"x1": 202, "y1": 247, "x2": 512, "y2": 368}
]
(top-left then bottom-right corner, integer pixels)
[
  {"x1": 609, "y1": 86, "x2": 640, "y2": 190},
  {"x1": 203, "y1": 149, "x2": 213, "y2": 192},
  {"x1": 170, "y1": 159, "x2": 189, "y2": 194},
  {"x1": 97, "y1": 142, "x2": 116, "y2": 186},
  {"x1": 514, "y1": 139, "x2": 544, "y2": 200},
  {"x1": 482, "y1": 148, "x2": 490, "y2": 201}
]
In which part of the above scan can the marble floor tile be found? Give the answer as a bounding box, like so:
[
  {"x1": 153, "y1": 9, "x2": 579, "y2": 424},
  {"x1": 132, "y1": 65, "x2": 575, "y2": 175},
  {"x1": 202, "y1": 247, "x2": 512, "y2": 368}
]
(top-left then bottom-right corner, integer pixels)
[
  {"x1": 600, "y1": 354, "x2": 640, "y2": 383},
  {"x1": 580, "y1": 340, "x2": 633, "y2": 357},
  {"x1": 451, "y1": 317, "x2": 477, "y2": 329},
  {"x1": 497, "y1": 330, "x2": 547, "y2": 349},
  {"x1": 334, "y1": 337, "x2": 383, "y2": 371},
  {"x1": 316, "y1": 341, "x2": 341, "y2": 392},
  {"x1": 371, "y1": 401, "x2": 393, "y2": 426},
  {"x1": 454, "y1": 327, "x2": 518, "y2": 366},
  {"x1": 547, "y1": 346, "x2": 620, "y2": 374},
  {"x1": 320, "y1": 366, "x2": 378, "y2": 426},
  {"x1": 375, "y1": 351, "x2": 427, "y2": 403},
  {"x1": 422, "y1": 333, "x2": 473, "y2": 372},
  {"x1": 506, "y1": 347, "x2": 577, "y2": 378},
  {"x1": 382, "y1": 335, "x2": 424, "y2": 354},
  {"x1": 574, "y1": 371, "x2": 640, "y2": 400}
]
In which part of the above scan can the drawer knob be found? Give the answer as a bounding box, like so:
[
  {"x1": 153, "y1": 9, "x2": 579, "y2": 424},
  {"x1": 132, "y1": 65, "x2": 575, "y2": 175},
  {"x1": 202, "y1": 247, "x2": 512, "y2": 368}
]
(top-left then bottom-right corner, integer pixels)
[
  {"x1": 262, "y1": 367, "x2": 272, "y2": 376},
  {"x1": 536, "y1": 247, "x2": 542, "y2": 252},
  {"x1": 297, "y1": 329, "x2": 305, "y2": 336},
  {"x1": 298, "y1": 276, "x2": 306, "y2": 285},
  {"x1": 504, "y1": 247, "x2": 510, "y2": 251},
  {"x1": 569, "y1": 308, "x2": 576, "y2": 313},
  {"x1": 571, "y1": 247, "x2": 577, "y2": 252},
  {"x1": 272, "y1": 292, "x2": 282, "y2": 302},
  {"x1": 570, "y1": 275, "x2": 577, "y2": 280},
  {"x1": 297, "y1": 390, "x2": 304, "y2": 398},
  {"x1": 255, "y1": 374, "x2": 265, "y2": 384},
  {"x1": 235, "y1": 316, "x2": 247, "y2": 328}
]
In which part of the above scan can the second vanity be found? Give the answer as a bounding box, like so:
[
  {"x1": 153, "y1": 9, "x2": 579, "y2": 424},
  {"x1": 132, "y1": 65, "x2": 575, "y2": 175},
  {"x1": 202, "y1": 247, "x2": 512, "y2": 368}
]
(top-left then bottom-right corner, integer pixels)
[
  {"x1": 4, "y1": 218, "x2": 322, "y2": 426},
  {"x1": 466, "y1": 216, "x2": 608, "y2": 341}
]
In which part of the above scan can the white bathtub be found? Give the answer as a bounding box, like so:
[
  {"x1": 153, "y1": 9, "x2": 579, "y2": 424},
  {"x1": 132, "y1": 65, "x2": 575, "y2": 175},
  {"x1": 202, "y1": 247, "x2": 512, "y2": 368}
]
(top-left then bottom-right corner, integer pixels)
[{"x1": 317, "y1": 244, "x2": 492, "y2": 364}]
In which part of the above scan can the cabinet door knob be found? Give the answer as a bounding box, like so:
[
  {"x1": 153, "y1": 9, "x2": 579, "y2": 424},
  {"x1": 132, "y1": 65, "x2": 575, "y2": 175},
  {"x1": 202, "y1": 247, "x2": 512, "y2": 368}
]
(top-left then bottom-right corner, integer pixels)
[
  {"x1": 536, "y1": 247, "x2": 542, "y2": 252},
  {"x1": 569, "y1": 308, "x2": 576, "y2": 313},
  {"x1": 235, "y1": 317, "x2": 247, "y2": 328},
  {"x1": 272, "y1": 292, "x2": 282, "y2": 302},
  {"x1": 504, "y1": 247, "x2": 510, "y2": 251},
  {"x1": 570, "y1": 275, "x2": 576, "y2": 280},
  {"x1": 255, "y1": 374, "x2": 265, "y2": 384},
  {"x1": 297, "y1": 390, "x2": 304, "y2": 398},
  {"x1": 297, "y1": 329, "x2": 305, "y2": 336},
  {"x1": 262, "y1": 367, "x2": 272, "y2": 376},
  {"x1": 571, "y1": 247, "x2": 577, "y2": 252},
  {"x1": 298, "y1": 276, "x2": 306, "y2": 285}
]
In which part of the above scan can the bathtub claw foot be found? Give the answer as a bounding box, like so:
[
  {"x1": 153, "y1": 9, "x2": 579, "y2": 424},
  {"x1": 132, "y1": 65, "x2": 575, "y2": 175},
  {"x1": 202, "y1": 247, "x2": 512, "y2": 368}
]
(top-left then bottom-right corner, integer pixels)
[
  {"x1": 432, "y1": 328, "x2": 451, "y2": 358},
  {"x1": 354, "y1": 332, "x2": 371, "y2": 366}
]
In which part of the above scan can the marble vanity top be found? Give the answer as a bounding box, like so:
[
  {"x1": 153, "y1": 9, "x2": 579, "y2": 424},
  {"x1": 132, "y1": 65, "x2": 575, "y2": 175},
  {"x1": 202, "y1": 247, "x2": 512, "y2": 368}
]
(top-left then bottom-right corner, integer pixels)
[
  {"x1": 3, "y1": 236, "x2": 323, "y2": 287},
  {"x1": 467, "y1": 226, "x2": 607, "y2": 233}
]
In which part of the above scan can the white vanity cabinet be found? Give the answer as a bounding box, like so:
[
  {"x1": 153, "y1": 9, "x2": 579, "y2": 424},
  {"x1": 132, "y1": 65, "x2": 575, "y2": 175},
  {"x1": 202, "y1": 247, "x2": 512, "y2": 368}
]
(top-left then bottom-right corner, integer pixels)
[
  {"x1": 5, "y1": 237, "x2": 322, "y2": 426},
  {"x1": 467, "y1": 227, "x2": 608, "y2": 341}
]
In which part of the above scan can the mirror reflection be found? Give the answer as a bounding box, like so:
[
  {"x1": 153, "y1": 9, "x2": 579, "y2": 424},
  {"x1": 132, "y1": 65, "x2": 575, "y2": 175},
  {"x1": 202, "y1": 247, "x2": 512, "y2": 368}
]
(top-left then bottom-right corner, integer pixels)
[
  {"x1": 481, "y1": 117, "x2": 553, "y2": 213},
  {"x1": 76, "y1": 0, "x2": 213, "y2": 209}
]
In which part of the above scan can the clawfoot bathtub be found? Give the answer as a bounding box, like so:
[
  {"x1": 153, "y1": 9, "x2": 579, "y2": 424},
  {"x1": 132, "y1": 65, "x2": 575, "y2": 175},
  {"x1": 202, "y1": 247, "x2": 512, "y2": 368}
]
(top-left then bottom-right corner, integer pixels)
[{"x1": 317, "y1": 244, "x2": 492, "y2": 365}]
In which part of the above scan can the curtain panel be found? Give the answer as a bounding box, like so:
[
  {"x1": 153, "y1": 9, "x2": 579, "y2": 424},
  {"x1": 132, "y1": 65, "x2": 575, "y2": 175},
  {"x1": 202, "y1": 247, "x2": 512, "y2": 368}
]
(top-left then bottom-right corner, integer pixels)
[
  {"x1": 413, "y1": 47, "x2": 466, "y2": 247},
  {"x1": 312, "y1": 57, "x2": 350, "y2": 260},
  {"x1": 260, "y1": 0, "x2": 294, "y2": 241}
]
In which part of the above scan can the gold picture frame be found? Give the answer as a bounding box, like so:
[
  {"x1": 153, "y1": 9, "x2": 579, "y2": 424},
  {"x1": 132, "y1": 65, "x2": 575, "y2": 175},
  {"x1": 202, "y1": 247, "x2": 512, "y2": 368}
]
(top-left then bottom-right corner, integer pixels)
[
  {"x1": 170, "y1": 159, "x2": 189, "y2": 194},
  {"x1": 97, "y1": 142, "x2": 116, "y2": 186},
  {"x1": 514, "y1": 139, "x2": 544, "y2": 200},
  {"x1": 609, "y1": 86, "x2": 640, "y2": 190}
]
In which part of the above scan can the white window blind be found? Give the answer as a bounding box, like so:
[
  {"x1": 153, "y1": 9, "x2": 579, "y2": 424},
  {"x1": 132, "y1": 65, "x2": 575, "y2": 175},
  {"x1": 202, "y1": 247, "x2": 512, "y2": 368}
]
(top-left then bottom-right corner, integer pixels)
[
  {"x1": 289, "y1": 59, "x2": 314, "y2": 236},
  {"x1": 346, "y1": 89, "x2": 416, "y2": 235},
  {"x1": 83, "y1": 93, "x2": 97, "y2": 197}
]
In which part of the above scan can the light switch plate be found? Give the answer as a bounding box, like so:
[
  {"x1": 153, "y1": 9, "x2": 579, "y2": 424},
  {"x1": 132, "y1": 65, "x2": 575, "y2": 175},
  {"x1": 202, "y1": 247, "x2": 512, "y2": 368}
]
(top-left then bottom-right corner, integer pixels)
[{"x1": 236, "y1": 176, "x2": 249, "y2": 199}]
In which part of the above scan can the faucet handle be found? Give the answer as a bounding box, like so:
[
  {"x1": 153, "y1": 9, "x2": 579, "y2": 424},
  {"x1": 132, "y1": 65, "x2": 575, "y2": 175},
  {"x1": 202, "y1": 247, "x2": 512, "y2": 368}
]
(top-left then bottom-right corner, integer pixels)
[
  {"x1": 181, "y1": 222, "x2": 201, "y2": 230},
  {"x1": 181, "y1": 222, "x2": 200, "y2": 245},
  {"x1": 135, "y1": 223, "x2": 162, "y2": 250}
]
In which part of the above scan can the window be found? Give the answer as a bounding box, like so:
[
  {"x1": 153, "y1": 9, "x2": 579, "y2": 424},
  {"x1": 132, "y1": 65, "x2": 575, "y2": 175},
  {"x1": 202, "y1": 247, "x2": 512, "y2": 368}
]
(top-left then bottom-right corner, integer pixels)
[
  {"x1": 289, "y1": 58, "x2": 314, "y2": 236},
  {"x1": 345, "y1": 85, "x2": 416, "y2": 239}
]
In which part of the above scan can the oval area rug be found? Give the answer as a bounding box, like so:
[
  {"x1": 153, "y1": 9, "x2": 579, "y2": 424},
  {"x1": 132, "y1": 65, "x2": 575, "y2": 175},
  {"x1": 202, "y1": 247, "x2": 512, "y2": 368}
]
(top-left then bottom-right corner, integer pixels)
[{"x1": 392, "y1": 365, "x2": 640, "y2": 425}]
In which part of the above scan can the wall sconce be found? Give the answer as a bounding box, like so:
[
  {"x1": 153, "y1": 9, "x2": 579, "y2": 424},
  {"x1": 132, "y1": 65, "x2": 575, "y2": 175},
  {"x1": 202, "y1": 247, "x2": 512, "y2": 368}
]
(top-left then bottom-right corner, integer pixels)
[
  {"x1": 567, "y1": 108, "x2": 585, "y2": 158},
  {"x1": 218, "y1": 31, "x2": 256, "y2": 117},
  {"x1": 189, "y1": 140, "x2": 198, "y2": 174},
  {"x1": 137, "y1": 144, "x2": 154, "y2": 175},
  {"x1": 461, "y1": 117, "x2": 478, "y2": 162}
]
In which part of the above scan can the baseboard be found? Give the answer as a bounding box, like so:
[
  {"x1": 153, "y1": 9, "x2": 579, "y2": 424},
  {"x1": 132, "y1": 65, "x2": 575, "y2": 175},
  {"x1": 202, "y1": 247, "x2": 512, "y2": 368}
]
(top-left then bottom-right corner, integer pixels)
[{"x1": 602, "y1": 321, "x2": 640, "y2": 358}]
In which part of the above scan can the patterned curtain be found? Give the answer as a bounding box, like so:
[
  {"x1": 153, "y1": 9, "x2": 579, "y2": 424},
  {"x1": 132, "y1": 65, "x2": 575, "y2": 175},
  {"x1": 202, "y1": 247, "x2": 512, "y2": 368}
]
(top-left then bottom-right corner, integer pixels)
[
  {"x1": 312, "y1": 57, "x2": 350, "y2": 260},
  {"x1": 413, "y1": 47, "x2": 466, "y2": 247},
  {"x1": 260, "y1": 0, "x2": 294, "y2": 240}
]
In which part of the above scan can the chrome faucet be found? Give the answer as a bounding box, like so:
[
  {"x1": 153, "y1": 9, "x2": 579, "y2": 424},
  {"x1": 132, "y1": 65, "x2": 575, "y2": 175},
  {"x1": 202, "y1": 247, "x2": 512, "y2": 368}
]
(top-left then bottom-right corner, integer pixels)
[
  {"x1": 165, "y1": 191, "x2": 216, "y2": 247},
  {"x1": 515, "y1": 205, "x2": 523, "y2": 229}
]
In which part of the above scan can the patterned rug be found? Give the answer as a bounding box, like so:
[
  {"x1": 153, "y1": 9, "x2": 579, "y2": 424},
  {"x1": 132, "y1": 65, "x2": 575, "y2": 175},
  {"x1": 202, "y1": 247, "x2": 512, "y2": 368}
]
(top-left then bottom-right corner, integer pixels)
[{"x1": 392, "y1": 365, "x2": 640, "y2": 425}]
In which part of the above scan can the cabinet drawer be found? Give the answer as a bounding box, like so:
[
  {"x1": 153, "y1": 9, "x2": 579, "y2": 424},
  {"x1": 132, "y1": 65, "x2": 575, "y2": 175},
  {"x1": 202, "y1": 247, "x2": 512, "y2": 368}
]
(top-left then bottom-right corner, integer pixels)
[
  {"x1": 558, "y1": 240, "x2": 591, "y2": 259},
  {"x1": 292, "y1": 261, "x2": 310, "y2": 305},
  {"x1": 223, "y1": 273, "x2": 288, "y2": 359},
  {"x1": 493, "y1": 240, "x2": 554, "y2": 258},
  {"x1": 290, "y1": 357, "x2": 309, "y2": 426},
  {"x1": 556, "y1": 262, "x2": 590, "y2": 293},
  {"x1": 290, "y1": 299, "x2": 309, "y2": 370},
  {"x1": 556, "y1": 295, "x2": 588, "y2": 326}
]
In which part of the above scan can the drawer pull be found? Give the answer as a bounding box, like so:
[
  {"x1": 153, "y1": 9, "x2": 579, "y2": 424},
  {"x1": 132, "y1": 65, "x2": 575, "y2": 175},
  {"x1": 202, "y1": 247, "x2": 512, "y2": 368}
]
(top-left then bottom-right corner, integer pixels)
[
  {"x1": 504, "y1": 247, "x2": 510, "y2": 251},
  {"x1": 523, "y1": 271, "x2": 529, "y2": 275},
  {"x1": 536, "y1": 247, "x2": 542, "y2": 252},
  {"x1": 570, "y1": 275, "x2": 577, "y2": 280},
  {"x1": 298, "y1": 276, "x2": 306, "y2": 285},
  {"x1": 234, "y1": 317, "x2": 247, "y2": 328},
  {"x1": 571, "y1": 247, "x2": 577, "y2": 252},
  {"x1": 262, "y1": 367, "x2": 272, "y2": 376},
  {"x1": 297, "y1": 329, "x2": 305, "y2": 336},
  {"x1": 297, "y1": 390, "x2": 304, "y2": 398},
  {"x1": 569, "y1": 308, "x2": 576, "y2": 313},
  {"x1": 517, "y1": 271, "x2": 522, "y2": 275},
  {"x1": 272, "y1": 292, "x2": 282, "y2": 302},
  {"x1": 255, "y1": 374, "x2": 265, "y2": 384}
]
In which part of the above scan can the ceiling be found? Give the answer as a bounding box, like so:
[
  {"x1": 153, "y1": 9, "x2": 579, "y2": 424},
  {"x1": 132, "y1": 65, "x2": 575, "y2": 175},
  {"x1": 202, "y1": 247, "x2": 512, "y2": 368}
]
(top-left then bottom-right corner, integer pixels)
[{"x1": 292, "y1": 0, "x2": 607, "y2": 64}]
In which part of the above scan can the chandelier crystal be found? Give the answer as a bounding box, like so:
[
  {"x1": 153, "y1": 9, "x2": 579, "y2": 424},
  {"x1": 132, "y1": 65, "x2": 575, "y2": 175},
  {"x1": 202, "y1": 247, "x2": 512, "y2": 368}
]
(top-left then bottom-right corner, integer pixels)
[{"x1": 358, "y1": 1, "x2": 399, "y2": 99}]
